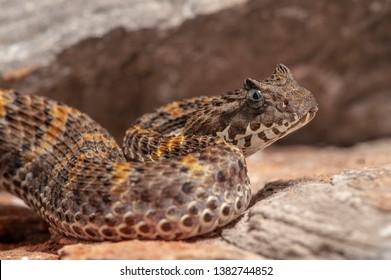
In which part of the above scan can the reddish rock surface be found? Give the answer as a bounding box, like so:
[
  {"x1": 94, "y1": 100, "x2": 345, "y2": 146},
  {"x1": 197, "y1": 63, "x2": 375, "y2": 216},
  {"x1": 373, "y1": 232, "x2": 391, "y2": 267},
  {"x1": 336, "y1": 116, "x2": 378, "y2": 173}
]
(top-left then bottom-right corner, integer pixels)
[{"x1": 59, "y1": 240, "x2": 260, "y2": 260}]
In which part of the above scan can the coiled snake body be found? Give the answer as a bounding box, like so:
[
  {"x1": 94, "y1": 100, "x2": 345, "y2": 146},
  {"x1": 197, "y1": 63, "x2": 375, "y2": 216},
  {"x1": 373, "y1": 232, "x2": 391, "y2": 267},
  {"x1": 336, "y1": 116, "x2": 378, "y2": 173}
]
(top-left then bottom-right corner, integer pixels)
[{"x1": 0, "y1": 65, "x2": 317, "y2": 241}]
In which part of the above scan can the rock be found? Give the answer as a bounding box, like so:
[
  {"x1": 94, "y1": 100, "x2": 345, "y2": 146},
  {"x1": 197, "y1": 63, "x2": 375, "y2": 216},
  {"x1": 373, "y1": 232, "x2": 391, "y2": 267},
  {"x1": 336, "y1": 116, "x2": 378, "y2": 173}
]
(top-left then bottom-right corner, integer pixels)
[
  {"x1": 59, "y1": 240, "x2": 260, "y2": 260},
  {"x1": 0, "y1": 0, "x2": 247, "y2": 73},
  {"x1": 0, "y1": 193, "x2": 50, "y2": 244},
  {"x1": 0, "y1": 0, "x2": 390, "y2": 145},
  {"x1": 222, "y1": 165, "x2": 391, "y2": 259},
  {"x1": 0, "y1": 248, "x2": 58, "y2": 260},
  {"x1": 245, "y1": 140, "x2": 391, "y2": 194},
  {"x1": 0, "y1": 205, "x2": 49, "y2": 244},
  {"x1": 220, "y1": 140, "x2": 391, "y2": 259}
]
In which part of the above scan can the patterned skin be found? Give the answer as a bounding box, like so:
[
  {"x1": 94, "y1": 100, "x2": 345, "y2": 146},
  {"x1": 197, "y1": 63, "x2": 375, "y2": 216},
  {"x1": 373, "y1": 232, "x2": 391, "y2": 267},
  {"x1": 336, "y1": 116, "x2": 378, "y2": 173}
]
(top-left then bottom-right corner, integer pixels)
[{"x1": 0, "y1": 64, "x2": 317, "y2": 241}]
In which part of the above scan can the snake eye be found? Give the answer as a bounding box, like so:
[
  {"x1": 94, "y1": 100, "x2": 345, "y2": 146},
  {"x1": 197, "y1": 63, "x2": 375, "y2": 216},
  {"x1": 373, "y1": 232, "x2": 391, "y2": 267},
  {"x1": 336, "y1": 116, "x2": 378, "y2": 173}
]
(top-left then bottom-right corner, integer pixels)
[{"x1": 248, "y1": 89, "x2": 264, "y2": 103}]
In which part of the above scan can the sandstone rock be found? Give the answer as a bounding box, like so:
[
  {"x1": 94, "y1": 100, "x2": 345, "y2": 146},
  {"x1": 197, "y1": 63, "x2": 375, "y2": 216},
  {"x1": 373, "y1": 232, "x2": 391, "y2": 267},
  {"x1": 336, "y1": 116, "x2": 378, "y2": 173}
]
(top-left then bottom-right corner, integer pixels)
[
  {"x1": 222, "y1": 165, "x2": 391, "y2": 259},
  {"x1": 246, "y1": 140, "x2": 391, "y2": 194},
  {"x1": 0, "y1": 248, "x2": 58, "y2": 260},
  {"x1": 59, "y1": 240, "x2": 260, "y2": 260}
]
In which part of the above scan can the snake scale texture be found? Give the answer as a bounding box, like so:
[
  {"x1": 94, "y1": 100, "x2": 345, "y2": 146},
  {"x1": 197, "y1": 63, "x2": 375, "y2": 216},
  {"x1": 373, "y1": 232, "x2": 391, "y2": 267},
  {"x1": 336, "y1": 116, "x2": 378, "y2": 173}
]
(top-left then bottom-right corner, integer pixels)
[{"x1": 0, "y1": 64, "x2": 317, "y2": 241}]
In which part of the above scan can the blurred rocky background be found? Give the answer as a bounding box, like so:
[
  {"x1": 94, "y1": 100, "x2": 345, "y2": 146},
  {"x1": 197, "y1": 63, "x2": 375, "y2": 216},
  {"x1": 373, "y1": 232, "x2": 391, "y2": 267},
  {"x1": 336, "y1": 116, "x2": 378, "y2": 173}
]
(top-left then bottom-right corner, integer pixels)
[{"x1": 0, "y1": 0, "x2": 390, "y2": 260}]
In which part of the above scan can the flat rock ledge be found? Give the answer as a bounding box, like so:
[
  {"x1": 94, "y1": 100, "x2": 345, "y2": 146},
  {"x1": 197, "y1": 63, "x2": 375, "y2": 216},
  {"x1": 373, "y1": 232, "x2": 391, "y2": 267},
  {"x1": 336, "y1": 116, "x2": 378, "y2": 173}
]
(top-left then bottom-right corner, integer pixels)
[
  {"x1": 1, "y1": 139, "x2": 391, "y2": 259},
  {"x1": 222, "y1": 165, "x2": 391, "y2": 259}
]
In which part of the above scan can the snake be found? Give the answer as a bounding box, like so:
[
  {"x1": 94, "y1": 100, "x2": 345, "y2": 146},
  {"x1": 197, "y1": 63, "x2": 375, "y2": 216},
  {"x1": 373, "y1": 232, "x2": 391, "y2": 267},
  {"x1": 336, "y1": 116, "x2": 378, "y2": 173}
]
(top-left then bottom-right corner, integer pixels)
[{"x1": 0, "y1": 64, "x2": 317, "y2": 241}]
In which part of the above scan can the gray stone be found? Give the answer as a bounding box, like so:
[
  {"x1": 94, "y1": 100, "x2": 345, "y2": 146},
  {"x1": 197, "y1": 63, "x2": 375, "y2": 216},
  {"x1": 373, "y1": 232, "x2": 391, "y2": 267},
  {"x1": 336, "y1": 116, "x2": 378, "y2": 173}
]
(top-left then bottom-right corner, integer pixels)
[
  {"x1": 221, "y1": 165, "x2": 391, "y2": 259},
  {"x1": 0, "y1": 0, "x2": 246, "y2": 73}
]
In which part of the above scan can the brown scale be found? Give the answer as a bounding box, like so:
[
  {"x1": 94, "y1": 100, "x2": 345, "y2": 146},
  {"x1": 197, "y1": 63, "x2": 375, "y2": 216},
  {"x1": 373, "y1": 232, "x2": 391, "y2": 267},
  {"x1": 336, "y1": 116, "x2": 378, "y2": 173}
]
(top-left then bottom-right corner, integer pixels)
[{"x1": 0, "y1": 64, "x2": 317, "y2": 241}]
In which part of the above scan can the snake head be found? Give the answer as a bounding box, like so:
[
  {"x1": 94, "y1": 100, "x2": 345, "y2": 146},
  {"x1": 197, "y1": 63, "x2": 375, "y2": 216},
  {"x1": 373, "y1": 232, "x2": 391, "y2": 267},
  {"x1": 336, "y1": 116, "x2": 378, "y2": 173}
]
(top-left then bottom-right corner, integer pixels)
[{"x1": 184, "y1": 64, "x2": 318, "y2": 157}]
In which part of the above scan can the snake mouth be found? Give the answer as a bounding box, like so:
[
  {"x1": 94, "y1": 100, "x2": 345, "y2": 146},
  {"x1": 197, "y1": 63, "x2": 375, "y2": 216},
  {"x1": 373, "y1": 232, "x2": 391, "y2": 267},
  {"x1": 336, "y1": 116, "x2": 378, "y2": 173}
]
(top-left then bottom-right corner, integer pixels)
[
  {"x1": 300, "y1": 109, "x2": 317, "y2": 125},
  {"x1": 289, "y1": 108, "x2": 317, "y2": 133},
  {"x1": 243, "y1": 108, "x2": 317, "y2": 156}
]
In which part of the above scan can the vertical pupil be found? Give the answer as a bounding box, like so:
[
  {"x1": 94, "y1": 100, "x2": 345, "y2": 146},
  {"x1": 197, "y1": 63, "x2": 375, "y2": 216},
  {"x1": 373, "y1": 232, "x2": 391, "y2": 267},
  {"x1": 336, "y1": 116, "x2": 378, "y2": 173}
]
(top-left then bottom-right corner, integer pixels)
[{"x1": 252, "y1": 91, "x2": 259, "y2": 100}]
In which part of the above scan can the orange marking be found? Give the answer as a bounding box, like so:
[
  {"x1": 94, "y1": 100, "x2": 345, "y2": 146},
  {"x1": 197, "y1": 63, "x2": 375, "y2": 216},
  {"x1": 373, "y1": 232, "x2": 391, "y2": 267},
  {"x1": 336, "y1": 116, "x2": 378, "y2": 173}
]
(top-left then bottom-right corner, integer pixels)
[
  {"x1": 152, "y1": 135, "x2": 186, "y2": 159},
  {"x1": 110, "y1": 162, "x2": 131, "y2": 194},
  {"x1": 0, "y1": 89, "x2": 13, "y2": 118},
  {"x1": 128, "y1": 125, "x2": 151, "y2": 135},
  {"x1": 0, "y1": 92, "x2": 6, "y2": 118},
  {"x1": 167, "y1": 135, "x2": 185, "y2": 151},
  {"x1": 182, "y1": 154, "x2": 206, "y2": 177},
  {"x1": 163, "y1": 102, "x2": 186, "y2": 117},
  {"x1": 25, "y1": 104, "x2": 74, "y2": 160},
  {"x1": 154, "y1": 143, "x2": 167, "y2": 159},
  {"x1": 63, "y1": 152, "x2": 96, "y2": 190}
]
